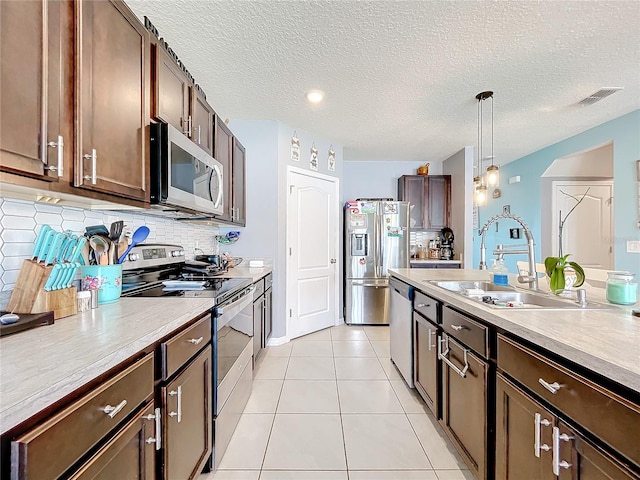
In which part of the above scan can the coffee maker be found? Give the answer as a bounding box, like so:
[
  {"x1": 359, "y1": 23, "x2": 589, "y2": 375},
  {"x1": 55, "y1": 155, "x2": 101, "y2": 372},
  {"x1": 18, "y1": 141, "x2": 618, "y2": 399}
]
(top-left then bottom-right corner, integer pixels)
[{"x1": 440, "y1": 227, "x2": 454, "y2": 260}]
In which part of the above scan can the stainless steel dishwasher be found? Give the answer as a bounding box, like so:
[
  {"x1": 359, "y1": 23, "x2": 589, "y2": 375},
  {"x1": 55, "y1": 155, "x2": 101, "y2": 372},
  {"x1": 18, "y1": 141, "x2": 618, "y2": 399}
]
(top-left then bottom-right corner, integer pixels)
[{"x1": 389, "y1": 277, "x2": 414, "y2": 387}]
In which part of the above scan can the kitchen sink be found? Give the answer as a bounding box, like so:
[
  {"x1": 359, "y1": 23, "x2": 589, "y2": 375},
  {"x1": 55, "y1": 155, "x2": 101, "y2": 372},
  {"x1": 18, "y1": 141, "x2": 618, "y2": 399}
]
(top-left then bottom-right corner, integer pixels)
[
  {"x1": 429, "y1": 281, "x2": 610, "y2": 310},
  {"x1": 429, "y1": 281, "x2": 515, "y2": 293}
]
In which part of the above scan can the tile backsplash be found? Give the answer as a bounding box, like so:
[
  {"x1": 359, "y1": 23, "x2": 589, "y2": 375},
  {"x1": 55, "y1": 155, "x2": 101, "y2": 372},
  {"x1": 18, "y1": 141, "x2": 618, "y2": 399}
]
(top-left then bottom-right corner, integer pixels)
[{"x1": 0, "y1": 197, "x2": 220, "y2": 304}]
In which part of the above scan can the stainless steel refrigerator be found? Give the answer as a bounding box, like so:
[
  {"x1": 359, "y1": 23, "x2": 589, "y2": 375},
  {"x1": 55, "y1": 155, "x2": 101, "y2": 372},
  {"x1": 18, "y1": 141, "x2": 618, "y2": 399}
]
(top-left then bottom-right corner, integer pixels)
[{"x1": 344, "y1": 200, "x2": 410, "y2": 325}]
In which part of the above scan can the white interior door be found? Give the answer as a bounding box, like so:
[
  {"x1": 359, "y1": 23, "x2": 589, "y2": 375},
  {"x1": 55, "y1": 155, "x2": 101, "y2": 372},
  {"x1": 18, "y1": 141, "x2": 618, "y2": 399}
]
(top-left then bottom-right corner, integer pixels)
[
  {"x1": 551, "y1": 181, "x2": 613, "y2": 268},
  {"x1": 287, "y1": 167, "x2": 339, "y2": 339}
]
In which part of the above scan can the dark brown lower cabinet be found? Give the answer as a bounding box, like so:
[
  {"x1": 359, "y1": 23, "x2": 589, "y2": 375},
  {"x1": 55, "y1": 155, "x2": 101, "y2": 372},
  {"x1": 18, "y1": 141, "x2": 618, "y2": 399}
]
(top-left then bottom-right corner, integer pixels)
[
  {"x1": 413, "y1": 312, "x2": 439, "y2": 416},
  {"x1": 557, "y1": 420, "x2": 638, "y2": 480},
  {"x1": 496, "y1": 374, "x2": 638, "y2": 480},
  {"x1": 496, "y1": 373, "x2": 556, "y2": 480},
  {"x1": 69, "y1": 403, "x2": 157, "y2": 480},
  {"x1": 440, "y1": 334, "x2": 489, "y2": 480},
  {"x1": 162, "y1": 345, "x2": 212, "y2": 480}
]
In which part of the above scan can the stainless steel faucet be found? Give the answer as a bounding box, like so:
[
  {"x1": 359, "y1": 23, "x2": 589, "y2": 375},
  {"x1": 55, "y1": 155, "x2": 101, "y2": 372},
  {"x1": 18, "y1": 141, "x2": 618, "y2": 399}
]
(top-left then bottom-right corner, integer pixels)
[{"x1": 479, "y1": 212, "x2": 539, "y2": 290}]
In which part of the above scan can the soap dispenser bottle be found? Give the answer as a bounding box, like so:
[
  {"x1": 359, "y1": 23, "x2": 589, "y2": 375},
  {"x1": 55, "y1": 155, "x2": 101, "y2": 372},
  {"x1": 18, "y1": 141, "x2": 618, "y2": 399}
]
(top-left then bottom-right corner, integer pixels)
[{"x1": 491, "y1": 258, "x2": 509, "y2": 286}]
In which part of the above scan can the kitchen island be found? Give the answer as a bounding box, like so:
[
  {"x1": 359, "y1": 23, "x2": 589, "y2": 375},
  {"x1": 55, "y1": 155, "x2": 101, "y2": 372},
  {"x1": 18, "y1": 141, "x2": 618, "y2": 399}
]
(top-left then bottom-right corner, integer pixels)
[
  {"x1": 390, "y1": 267, "x2": 639, "y2": 480},
  {"x1": 390, "y1": 267, "x2": 640, "y2": 392}
]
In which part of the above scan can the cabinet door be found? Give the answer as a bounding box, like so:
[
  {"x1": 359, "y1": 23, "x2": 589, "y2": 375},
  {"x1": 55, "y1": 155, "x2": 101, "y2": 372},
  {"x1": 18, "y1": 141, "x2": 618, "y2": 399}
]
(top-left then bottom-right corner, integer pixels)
[
  {"x1": 425, "y1": 175, "x2": 451, "y2": 230},
  {"x1": 215, "y1": 118, "x2": 233, "y2": 221},
  {"x1": 253, "y1": 297, "x2": 265, "y2": 366},
  {"x1": 154, "y1": 45, "x2": 189, "y2": 134},
  {"x1": 398, "y1": 175, "x2": 425, "y2": 229},
  {"x1": 264, "y1": 287, "x2": 273, "y2": 343},
  {"x1": 76, "y1": 0, "x2": 149, "y2": 201},
  {"x1": 69, "y1": 403, "x2": 157, "y2": 480},
  {"x1": 440, "y1": 335, "x2": 488, "y2": 480},
  {"x1": 414, "y1": 313, "x2": 439, "y2": 416},
  {"x1": 231, "y1": 138, "x2": 246, "y2": 225},
  {"x1": 162, "y1": 345, "x2": 212, "y2": 480},
  {"x1": 557, "y1": 421, "x2": 637, "y2": 480},
  {"x1": 496, "y1": 373, "x2": 556, "y2": 480},
  {"x1": 1, "y1": 0, "x2": 72, "y2": 181},
  {"x1": 191, "y1": 90, "x2": 214, "y2": 155}
]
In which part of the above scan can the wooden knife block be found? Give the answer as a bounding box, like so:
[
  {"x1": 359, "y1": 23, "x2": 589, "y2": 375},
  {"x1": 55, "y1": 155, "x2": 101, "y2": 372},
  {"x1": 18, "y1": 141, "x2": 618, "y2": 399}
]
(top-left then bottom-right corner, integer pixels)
[{"x1": 7, "y1": 259, "x2": 77, "y2": 319}]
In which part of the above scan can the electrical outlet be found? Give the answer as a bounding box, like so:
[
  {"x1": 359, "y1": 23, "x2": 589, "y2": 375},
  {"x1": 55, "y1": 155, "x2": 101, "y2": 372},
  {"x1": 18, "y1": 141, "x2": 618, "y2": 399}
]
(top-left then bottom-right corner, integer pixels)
[
  {"x1": 510, "y1": 228, "x2": 521, "y2": 239},
  {"x1": 503, "y1": 205, "x2": 510, "y2": 214},
  {"x1": 627, "y1": 240, "x2": 640, "y2": 253}
]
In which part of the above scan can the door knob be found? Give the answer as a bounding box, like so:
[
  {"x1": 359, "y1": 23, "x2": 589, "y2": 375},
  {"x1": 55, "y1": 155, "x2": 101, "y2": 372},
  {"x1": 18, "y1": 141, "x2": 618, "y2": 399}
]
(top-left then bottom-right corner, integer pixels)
[{"x1": 330, "y1": 258, "x2": 337, "y2": 264}]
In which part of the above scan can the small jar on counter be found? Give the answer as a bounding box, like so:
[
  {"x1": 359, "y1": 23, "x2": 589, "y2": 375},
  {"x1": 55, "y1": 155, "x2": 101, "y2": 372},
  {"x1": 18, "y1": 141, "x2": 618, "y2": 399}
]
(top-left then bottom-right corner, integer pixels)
[
  {"x1": 77, "y1": 290, "x2": 92, "y2": 312},
  {"x1": 606, "y1": 271, "x2": 638, "y2": 305}
]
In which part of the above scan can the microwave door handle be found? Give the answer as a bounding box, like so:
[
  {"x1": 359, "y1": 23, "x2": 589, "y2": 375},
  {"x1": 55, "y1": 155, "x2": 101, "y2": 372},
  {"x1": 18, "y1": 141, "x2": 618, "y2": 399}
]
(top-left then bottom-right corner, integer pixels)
[{"x1": 209, "y1": 165, "x2": 223, "y2": 209}]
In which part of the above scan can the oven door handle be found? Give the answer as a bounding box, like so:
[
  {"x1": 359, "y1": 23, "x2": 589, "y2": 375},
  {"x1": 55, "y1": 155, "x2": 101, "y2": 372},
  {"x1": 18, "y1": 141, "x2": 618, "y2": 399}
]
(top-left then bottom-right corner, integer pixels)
[{"x1": 216, "y1": 288, "x2": 255, "y2": 330}]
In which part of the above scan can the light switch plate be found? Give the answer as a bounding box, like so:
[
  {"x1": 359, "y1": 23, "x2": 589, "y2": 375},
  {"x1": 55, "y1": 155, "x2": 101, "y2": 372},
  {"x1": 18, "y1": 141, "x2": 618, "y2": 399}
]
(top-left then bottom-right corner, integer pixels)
[{"x1": 627, "y1": 240, "x2": 640, "y2": 253}]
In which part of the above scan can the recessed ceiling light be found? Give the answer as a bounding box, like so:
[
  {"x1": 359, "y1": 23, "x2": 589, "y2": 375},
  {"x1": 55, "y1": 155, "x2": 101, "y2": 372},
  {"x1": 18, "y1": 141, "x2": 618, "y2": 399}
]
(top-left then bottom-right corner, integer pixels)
[{"x1": 306, "y1": 90, "x2": 324, "y2": 104}]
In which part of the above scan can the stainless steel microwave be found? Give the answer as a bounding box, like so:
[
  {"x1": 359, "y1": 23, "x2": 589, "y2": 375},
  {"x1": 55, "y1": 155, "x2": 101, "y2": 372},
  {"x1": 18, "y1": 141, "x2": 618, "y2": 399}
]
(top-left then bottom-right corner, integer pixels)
[{"x1": 150, "y1": 122, "x2": 224, "y2": 217}]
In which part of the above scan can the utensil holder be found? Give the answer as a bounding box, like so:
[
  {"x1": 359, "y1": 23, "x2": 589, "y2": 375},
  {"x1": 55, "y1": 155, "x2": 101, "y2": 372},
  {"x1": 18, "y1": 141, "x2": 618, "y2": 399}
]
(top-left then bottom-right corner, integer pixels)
[{"x1": 7, "y1": 260, "x2": 77, "y2": 319}]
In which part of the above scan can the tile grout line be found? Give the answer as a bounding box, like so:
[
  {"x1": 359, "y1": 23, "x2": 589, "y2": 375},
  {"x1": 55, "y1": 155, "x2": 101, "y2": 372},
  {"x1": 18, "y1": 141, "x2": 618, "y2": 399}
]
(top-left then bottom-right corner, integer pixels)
[{"x1": 257, "y1": 351, "x2": 290, "y2": 476}]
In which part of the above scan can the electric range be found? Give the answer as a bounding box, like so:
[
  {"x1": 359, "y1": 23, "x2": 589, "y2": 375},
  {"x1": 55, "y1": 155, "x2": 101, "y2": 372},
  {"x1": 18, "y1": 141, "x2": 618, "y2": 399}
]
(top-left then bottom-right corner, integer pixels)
[{"x1": 120, "y1": 244, "x2": 252, "y2": 305}]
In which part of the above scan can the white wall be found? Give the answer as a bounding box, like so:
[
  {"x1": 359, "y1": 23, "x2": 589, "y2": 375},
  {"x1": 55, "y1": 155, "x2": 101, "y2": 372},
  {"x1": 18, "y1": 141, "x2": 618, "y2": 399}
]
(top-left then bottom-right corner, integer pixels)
[
  {"x1": 443, "y1": 146, "x2": 474, "y2": 268},
  {"x1": 223, "y1": 120, "x2": 344, "y2": 340},
  {"x1": 342, "y1": 161, "x2": 441, "y2": 202}
]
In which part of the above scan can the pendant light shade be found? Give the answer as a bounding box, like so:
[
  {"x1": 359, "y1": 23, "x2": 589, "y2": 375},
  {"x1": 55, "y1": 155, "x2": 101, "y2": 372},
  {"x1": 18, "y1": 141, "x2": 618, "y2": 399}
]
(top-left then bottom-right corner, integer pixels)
[{"x1": 474, "y1": 91, "x2": 499, "y2": 203}]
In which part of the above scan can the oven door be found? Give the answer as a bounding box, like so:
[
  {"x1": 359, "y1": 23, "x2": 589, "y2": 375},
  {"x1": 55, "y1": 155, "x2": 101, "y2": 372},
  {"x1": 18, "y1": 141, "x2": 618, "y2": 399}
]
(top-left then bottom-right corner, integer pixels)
[
  {"x1": 214, "y1": 292, "x2": 253, "y2": 416},
  {"x1": 151, "y1": 122, "x2": 224, "y2": 216}
]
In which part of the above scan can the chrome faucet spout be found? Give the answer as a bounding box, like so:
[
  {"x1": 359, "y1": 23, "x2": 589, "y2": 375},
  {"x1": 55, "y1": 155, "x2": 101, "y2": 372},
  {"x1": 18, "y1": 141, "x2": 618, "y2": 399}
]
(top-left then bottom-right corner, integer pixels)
[{"x1": 478, "y1": 212, "x2": 538, "y2": 290}]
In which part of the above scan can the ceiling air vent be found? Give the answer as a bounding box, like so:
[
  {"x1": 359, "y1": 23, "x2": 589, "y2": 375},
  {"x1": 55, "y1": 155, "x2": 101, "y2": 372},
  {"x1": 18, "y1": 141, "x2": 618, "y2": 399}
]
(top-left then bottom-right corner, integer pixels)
[{"x1": 578, "y1": 87, "x2": 623, "y2": 106}]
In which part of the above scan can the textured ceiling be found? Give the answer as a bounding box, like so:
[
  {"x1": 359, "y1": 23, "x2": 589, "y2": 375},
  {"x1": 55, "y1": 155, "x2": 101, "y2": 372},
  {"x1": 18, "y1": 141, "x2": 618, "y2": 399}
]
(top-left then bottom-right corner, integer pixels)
[{"x1": 126, "y1": 0, "x2": 640, "y2": 165}]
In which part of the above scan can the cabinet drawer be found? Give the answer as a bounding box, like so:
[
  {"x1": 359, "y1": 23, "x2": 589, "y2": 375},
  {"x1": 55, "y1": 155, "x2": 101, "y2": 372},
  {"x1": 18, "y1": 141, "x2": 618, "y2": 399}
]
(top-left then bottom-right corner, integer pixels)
[
  {"x1": 442, "y1": 306, "x2": 487, "y2": 357},
  {"x1": 162, "y1": 314, "x2": 212, "y2": 380},
  {"x1": 498, "y1": 334, "x2": 640, "y2": 467},
  {"x1": 12, "y1": 354, "x2": 154, "y2": 480},
  {"x1": 414, "y1": 290, "x2": 438, "y2": 322}
]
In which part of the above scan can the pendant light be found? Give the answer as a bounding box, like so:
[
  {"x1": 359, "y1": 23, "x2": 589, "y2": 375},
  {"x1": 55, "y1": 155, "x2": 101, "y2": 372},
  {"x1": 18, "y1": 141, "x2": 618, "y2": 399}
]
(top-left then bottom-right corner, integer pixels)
[
  {"x1": 474, "y1": 91, "x2": 493, "y2": 206},
  {"x1": 477, "y1": 91, "x2": 500, "y2": 189}
]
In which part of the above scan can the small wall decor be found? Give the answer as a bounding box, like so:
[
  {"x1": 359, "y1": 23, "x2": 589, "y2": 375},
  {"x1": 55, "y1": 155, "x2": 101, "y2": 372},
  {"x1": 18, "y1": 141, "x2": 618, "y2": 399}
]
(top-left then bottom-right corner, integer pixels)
[
  {"x1": 290, "y1": 132, "x2": 300, "y2": 162},
  {"x1": 328, "y1": 145, "x2": 336, "y2": 171},
  {"x1": 492, "y1": 188, "x2": 502, "y2": 199},
  {"x1": 310, "y1": 143, "x2": 318, "y2": 171}
]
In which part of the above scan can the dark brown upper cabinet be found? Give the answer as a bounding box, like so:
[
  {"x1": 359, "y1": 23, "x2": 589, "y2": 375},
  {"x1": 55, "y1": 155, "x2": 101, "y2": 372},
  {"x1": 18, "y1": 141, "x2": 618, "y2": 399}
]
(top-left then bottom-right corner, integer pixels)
[
  {"x1": 153, "y1": 45, "x2": 190, "y2": 135},
  {"x1": 398, "y1": 175, "x2": 451, "y2": 231},
  {"x1": 75, "y1": 0, "x2": 149, "y2": 202},
  {"x1": 0, "y1": 0, "x2": 73, "y2": 182},
  {"x1": 214, "y1": 118, "x2": 233, "y2": 222},
  {"x1": 153, "y1": 44, "x2": 214, "y2": 156},
  {"x1": 231, "y1": 137, "x2": 246, "y2": 226},
  {"x1": 192, "y1": 89, "x2": 214, "y2": 156}
]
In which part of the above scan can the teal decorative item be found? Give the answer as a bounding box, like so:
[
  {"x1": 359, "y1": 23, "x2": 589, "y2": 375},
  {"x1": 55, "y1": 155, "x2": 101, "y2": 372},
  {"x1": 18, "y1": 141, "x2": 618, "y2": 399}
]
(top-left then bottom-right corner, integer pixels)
[{"x1": 81, "y1": 265, "x2": 122, "y2": 304}]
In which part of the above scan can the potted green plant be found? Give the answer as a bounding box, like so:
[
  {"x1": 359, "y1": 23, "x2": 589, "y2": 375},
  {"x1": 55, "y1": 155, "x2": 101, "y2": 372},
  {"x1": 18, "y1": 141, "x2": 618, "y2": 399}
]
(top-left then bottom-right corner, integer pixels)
[{"x1": 544, "y1": 188, "x2": 589, "y2": 293}]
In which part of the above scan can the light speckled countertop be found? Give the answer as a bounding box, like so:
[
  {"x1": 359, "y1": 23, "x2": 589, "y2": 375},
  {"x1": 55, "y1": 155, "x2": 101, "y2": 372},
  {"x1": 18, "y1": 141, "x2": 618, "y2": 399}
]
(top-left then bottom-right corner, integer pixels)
[
  {"x1": 390, "y1": 268, "x2": 640, "y2": 394},
  {"x1": 0, "y1": 268, "x2": 273, "y2": 436}
]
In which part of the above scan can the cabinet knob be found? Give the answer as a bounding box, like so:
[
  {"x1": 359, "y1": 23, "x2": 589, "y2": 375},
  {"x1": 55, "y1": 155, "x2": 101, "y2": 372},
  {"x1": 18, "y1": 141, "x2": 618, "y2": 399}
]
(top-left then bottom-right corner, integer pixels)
[{"x1": 330, "y1": 258, "x2": 337, "y2": 264}]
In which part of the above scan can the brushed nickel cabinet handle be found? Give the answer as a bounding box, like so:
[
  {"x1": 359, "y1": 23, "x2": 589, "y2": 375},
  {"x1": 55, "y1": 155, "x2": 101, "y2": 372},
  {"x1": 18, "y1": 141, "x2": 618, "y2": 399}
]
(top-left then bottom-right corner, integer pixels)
[
  {"x1": 417, "y1": 303, "x2": 431, "y2": 308},
  {"x1": 46, "y1": 135, "x2": 64, "y2": 177},
  {"x1": 144, "y1": 407, "x2": 162, "y2": 450},
  {"x1": 83, "y1": 149, "x2": 97, "y2": 184},
  {"x1": 187, "y1": 336, "x2": 204, "y2": 345},
  {"x1": 534, "y1": 412, "x2": 551, "y2": 458},
  {"x1": 451, "y1": 324, "x2": 465, "y2": 331},
  {"x1": 438, "y1": 336, "x2": 469, "y2": 378},
  {"x1": 168, "y1": 386, "x2": 182, "y2": 423},
  {"x1": 538, "y1": 378, "x2": 562, "y2": 394},
  {"x1": 552, "y1": 426, "x2": 574, "y2": 475},
  {"x1": 103, "y1": 399, "x2": 127, "y2": 419}
]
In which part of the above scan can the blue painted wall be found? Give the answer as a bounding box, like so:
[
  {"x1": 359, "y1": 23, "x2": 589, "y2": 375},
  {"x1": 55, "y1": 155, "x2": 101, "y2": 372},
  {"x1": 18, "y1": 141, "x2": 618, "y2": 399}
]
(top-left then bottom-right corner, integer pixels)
[{"x1": 473, "y1": 109, "x2": 640, "y2": 278}]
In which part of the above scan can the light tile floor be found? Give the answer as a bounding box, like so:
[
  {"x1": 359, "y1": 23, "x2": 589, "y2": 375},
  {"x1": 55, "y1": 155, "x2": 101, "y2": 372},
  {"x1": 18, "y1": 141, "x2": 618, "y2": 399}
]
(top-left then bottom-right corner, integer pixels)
[{"x1": 200, "y1": 324, "x2": 473, "y2": 480}]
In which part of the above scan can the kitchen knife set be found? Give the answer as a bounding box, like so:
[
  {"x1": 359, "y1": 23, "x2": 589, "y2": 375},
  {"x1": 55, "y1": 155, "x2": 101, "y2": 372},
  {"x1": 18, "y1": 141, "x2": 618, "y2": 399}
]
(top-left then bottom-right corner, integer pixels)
[{"x1": 32, "y1": 225, "x2": 87, "y2": 292}]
